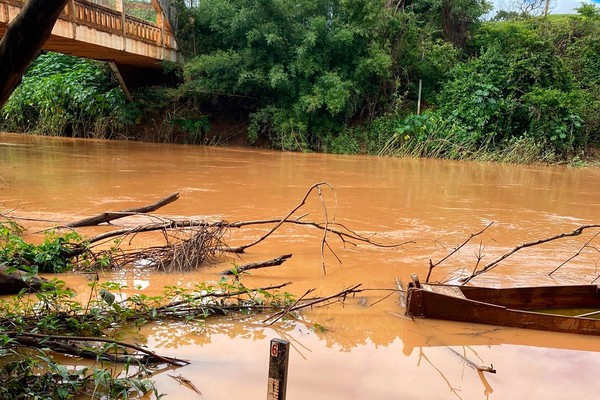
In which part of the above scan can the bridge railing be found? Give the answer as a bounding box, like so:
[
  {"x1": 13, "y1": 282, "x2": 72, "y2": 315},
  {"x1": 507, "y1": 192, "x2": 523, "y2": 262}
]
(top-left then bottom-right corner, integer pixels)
[
  {"x1": 2, "y1": 0, "x2": 176, "y2": 50},
  {"x1": 70, "y1": 0, "x2": 177, "y2": 49}
]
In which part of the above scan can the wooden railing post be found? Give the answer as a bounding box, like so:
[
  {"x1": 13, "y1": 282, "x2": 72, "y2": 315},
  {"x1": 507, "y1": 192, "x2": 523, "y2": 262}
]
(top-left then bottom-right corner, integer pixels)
[
  {"x1": 155, "y1": 4, "x2": 164, "y2": 46},
  {"x1": 267, "y1": 339, "x2": 289, "y2": 400},
  {"x1": 115, "y1": 0, "x2": 125, "y2": 34}
]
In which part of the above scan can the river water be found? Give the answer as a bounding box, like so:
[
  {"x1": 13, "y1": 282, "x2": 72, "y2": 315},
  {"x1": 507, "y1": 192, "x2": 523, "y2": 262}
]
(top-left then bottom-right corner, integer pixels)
[{"x1": 1, "y1": 132, "x2": 600, "y2": 399}]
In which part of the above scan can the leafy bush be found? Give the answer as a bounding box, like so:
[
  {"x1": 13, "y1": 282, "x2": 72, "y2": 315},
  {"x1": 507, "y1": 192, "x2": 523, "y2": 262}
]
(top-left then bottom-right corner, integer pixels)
[
  {"x1": 1, "y1": 52, "x2": 137, "y2": 138},
  {"x1": 0, "y1": 221, "x2": 82, "y2": 273},
  {"x1": 433, "y1": 19, "x2": 589, "y2": 156}
]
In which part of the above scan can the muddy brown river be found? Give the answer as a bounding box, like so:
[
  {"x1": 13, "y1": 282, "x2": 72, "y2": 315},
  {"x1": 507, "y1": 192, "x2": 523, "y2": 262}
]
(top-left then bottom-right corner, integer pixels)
[{"x1": 1, "y1": 132, "x2": 600, "y2": 399}]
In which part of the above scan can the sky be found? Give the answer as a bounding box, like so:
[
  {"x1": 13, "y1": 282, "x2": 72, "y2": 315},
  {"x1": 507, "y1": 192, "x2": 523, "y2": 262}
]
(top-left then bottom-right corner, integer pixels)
[{"x1": 489, "y1": 0, "x2": 598, "y2": 14}]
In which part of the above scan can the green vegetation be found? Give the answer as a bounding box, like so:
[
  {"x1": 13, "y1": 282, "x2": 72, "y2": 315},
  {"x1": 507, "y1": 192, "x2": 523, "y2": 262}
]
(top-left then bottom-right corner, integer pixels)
[
  {"x1": 2, "y1": 1, "x2": 600, "y2": 163},
  {"x1": 1, "y1": 52, "x2": 138, "y2": 138},
  {"x1": 0, "y1": 221, "x2": 85, "y2": 273},
  {"x1": 0, "y1": 220, "x2": 298, "y2": 398}
]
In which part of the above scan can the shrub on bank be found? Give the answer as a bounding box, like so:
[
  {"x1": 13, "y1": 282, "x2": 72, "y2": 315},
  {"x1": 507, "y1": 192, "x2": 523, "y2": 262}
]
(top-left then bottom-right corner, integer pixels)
[{"x1": 1, "y1": 52, "x2": 137, "y2": 138}]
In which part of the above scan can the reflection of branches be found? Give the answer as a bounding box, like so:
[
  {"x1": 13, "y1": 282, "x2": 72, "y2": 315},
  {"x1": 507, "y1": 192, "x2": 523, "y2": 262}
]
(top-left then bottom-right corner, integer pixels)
[{"x1": 418, "y1": 348, "x2": 463, "y2": 400}]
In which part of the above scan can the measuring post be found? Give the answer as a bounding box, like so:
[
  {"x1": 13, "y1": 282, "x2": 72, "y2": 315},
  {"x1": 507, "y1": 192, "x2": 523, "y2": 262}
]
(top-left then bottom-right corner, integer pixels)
[{"x1": 267, "y1": 338, "x2": 290, "y2": 400}]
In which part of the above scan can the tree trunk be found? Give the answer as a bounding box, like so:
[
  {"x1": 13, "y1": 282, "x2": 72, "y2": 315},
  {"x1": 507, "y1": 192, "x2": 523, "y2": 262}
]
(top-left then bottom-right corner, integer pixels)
[{"x1": 0, "y1": 0, "x2": 70, "y2": 108}]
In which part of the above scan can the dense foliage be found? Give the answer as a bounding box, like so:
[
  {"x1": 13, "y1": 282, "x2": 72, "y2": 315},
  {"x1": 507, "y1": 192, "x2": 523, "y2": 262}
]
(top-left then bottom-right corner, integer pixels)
[
  {"x1": 379, "y1": 4, "x2": 600, "y2": 161},
  {"x1": 172, "y1": 0, "x2": 486, "y2": 151},
  {"x1": 2, "y1": 1, "x2": 600, "y2": 162},
  {"x1": 0, "y1": 52, "x2": 138, "y2": 138}
]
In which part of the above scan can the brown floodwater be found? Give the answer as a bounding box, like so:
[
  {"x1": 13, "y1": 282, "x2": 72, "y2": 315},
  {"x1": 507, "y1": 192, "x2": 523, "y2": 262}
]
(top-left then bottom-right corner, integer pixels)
[{"x1": 1, "y1": 132, "x2": 600, "y2": 399}]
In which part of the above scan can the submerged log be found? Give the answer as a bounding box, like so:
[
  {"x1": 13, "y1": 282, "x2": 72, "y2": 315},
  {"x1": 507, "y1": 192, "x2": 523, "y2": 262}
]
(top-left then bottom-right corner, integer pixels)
[{"x1": 0, "y1": 264, "x2": 48, "y2": 294}]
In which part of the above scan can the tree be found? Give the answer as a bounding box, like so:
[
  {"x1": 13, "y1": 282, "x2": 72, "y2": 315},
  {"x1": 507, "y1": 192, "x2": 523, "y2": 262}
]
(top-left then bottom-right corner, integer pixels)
[{"x1": 0, "y1": 0, "x2": 70, "y2": 108}]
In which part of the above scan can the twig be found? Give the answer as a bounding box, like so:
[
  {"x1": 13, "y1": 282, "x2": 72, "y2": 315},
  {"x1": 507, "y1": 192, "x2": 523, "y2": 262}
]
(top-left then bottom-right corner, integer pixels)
[
  {"x1": 426, "y1": 222, "x2": 493, "y2": 283},
  {"x1": 317, "y1": 182, "x2": 335, "y2": 274},
  {"x1": 155, "y1": 282, "x2": 293, "y2": 311},
  {"x1": 220, "y1": 254, "x2": 292, "y2": 275},
  {"x1": 446, "y1": 346, "x2": 496, "y2": 374},
  {"x1": 549, "y1": 232, "x2": 600, "y2": 276},
  {"x1": 263, "y1": 288, "x2": 315, "y2": 325},
  {"x1": 225, "y1": 182, "x2": 333, "y2": 253}
]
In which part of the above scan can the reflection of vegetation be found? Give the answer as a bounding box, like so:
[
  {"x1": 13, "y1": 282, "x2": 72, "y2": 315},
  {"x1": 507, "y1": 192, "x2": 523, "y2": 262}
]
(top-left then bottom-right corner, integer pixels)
[{"x1": 142, "y1": 316, "x2": 294, "y2": 349}]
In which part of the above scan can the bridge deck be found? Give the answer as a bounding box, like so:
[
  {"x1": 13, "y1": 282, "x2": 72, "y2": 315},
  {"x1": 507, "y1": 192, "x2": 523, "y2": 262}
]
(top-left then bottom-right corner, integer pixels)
[{"x1": 0, "y1": 0, "x2": 180, "y2": 69}]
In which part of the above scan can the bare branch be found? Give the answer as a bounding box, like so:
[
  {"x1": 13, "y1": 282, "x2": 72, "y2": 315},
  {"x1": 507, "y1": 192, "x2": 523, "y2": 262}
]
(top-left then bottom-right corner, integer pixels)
[
  {"x1": 66, "y1": 192, "x2": 180, "y2": 228},
  {"x1": 6, "y1": 331, "x2": 188, "y2": 366},
  {"x1": 462, "y1": 224, "x2": 600, "y2": 284},
  {"x1": 548, "y1": 232, "x2": 600, "y2": 276},
  {"x1": 426, "y1": 222, "x2": 494, "y2": 283},
  {"x1": 225, "y1": 182, "x2": 333, "y2": 253},
  {"x1": 220, "y1": 254, "x2": 292, "y2": 275}
]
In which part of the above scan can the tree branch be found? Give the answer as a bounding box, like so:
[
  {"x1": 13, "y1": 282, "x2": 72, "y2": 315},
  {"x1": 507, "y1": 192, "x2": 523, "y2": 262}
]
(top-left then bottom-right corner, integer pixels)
[{"x1": 66, "y1": 192, "x2": 180, "y2": 228}]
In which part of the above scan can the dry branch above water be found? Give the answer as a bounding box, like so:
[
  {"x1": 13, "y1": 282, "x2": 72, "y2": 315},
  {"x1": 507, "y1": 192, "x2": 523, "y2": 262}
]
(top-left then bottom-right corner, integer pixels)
[{"x1": 59, "y1": 182, "x2": 409, "y2": 273}]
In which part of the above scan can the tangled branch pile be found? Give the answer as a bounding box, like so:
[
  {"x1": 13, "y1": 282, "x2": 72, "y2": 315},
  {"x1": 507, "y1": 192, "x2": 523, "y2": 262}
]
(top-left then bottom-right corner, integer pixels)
[{"x1": 54, "y1": 182, "x2": 406, "y2": 274}]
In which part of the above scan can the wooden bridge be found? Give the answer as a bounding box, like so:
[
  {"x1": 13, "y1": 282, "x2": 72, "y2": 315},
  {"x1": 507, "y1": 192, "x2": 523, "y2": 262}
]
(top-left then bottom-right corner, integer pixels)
[{"x1": 0, "y1": 0, "x2": 181, "y2": 95}]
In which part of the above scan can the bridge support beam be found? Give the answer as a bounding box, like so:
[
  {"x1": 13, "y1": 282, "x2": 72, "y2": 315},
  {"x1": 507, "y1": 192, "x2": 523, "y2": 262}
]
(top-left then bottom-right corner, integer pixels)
[{"x1": 108, "y1": 61, "x2": 132, "y2": 101}]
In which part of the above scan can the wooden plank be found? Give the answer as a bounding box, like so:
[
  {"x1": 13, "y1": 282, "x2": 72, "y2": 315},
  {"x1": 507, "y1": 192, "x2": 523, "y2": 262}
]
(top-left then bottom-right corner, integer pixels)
[
  {"x1": 396, "y1": 277, "x2": 406, "y2": 308},
  {"x1": 423, "y1": 284, "x2": 466, "y2": 299}
]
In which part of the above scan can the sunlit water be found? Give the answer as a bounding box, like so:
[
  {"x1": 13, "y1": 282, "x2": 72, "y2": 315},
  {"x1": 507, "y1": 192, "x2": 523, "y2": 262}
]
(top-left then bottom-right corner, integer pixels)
[{"x1": 1, "y1": 132, "x2": 600, "y2": 399}]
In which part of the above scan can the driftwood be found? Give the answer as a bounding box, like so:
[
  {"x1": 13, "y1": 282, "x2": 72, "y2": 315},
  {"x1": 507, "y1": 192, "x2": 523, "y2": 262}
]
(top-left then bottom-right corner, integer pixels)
[
  {"x1": 446, "y1": 347, "x2": 496, "y2": 374},
  {"x1": 71, "y1": 183, "x2": 408, "y2": 273},
  {"x1": 66, "y1": 192, "x2": 180, "y2": 228},
  {"x1": 0, "y1": 0, "x2": 70, "y2": 108},
  {"x1": 221, "y1": 254, "x2": 292, "y2": 275}
]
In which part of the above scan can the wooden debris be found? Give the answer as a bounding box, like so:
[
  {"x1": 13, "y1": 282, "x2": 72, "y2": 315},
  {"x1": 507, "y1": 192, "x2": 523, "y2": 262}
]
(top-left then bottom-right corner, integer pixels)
[{"x1": 66, "y1": 192, "x2": 180, "y2": 228}]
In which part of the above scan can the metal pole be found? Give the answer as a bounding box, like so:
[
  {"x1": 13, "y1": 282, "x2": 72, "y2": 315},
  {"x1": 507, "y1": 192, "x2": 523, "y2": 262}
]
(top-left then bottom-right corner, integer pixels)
[
  {"x1": 417, "y1": 79, "x2": 422, "y2": 115},
  {"x1": 267, "y1": 338, "x2": 290, "y2": 400}
]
